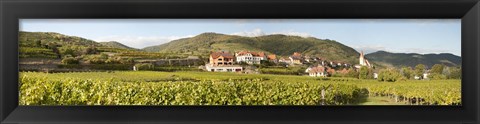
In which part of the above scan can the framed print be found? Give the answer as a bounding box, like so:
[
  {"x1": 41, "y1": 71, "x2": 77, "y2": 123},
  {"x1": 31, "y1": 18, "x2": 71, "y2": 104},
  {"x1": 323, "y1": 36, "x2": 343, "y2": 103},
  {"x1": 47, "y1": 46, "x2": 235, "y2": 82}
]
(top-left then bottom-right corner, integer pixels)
[{"x1": 1, "y1": 0, "x2": 479, "y2": 124}]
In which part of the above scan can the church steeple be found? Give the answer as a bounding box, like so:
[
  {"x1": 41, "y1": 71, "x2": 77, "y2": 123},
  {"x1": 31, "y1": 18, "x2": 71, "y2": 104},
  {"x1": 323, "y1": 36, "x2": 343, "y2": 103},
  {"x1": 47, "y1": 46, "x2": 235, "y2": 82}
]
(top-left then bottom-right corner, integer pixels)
[{"x1": 359, "y1": 51, "x2": 365, "y2": 65}]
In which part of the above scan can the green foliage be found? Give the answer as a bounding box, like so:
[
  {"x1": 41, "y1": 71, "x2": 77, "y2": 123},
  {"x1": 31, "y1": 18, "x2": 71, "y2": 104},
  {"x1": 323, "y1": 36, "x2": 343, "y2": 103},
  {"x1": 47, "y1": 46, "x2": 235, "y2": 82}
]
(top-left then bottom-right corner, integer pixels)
[
  {"x1": 61, "y1": 48, "x2": 76, "y2": 57},
  {"x1": 58, "y1": 64, "x2": 133, "y2": 70},
  {"x1": 363, "y1": 79, "x2": 461, "y2": 105},
  {"x1": 400, "y1": 67, "x2": 414, "y2": 79},
  {"x1": 152, "y1": 66, "x2": 202, "y2": 72},
  {"x1": 35, "y1": 40, "x2": 42, "y2": 47},
  {"x1": 99, "y1": 41, "x2": 136, "y2": 50},
  {"x1": 61, "y1": 57, "x2": 79, "y2": 65},
  {"x1": 414, "y1": 64, "x2": 426, "y2": 77},
  {"x1": 427, "y1": 64, "x2": 448, "y2": 80},
  {"x1": 428, "y1": 73, "x2": 447, "y2": 80},
  {"x1": 346, "y1": 69, "x2": 359, "y2": 78},
  {"x1": 430, "y1": 64, "x2": 444, "y2": 74},
  {"x1": 83, "y1": 46, "x2": 99, "y2": 55},
  {"x1": 377, "y1": 68, "x2": 403, "y2": 82},
  {"x1": 117, "y1": 51, "x2": 185, "y2": 59},
  {"x1": 19, "y1": 47, "x2": 58, "y2": 58},
  {"x1": 447, "y1": 67, "x2": 461, "y2": 79},
  {"x1": 359, "y1": 66, "x2": 369, "y2": 79},
  {"x1": 83, "y1": 55, "x2": 106, "y2": 64},
  {"x1": 259, "y1": 67, "x2": 304, "y2": 75},
  {"x1": 260, "y1": 60, "x2": 275, "y2": 67},
  {"x1": 19, "y1": 74, "x2": 364, "y2": 105},
  {"x1": 135, "y1": 63, "x2": 155, "y2": 71},
  {"x1": 19, "y1": 71, "x2": 461, "y2": 105},
  {"x1": 105, "y1": 57, "x2": 129, "y2": 64}
]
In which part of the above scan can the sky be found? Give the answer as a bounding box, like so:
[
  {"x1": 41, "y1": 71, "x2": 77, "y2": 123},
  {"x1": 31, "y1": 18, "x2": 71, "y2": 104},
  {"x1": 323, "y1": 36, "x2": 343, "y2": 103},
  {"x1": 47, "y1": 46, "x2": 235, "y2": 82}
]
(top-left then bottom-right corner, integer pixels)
[{"x1": 20, "y1": 19, "x2": 461, "y2": 56}]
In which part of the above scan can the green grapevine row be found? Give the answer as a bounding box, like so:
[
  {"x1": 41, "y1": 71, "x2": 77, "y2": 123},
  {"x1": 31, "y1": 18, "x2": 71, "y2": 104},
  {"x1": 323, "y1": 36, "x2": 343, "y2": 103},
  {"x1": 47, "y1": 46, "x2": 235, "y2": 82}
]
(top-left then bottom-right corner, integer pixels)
[{"x1": 19, "y1": 76, "x2": 364, "y2": 105}]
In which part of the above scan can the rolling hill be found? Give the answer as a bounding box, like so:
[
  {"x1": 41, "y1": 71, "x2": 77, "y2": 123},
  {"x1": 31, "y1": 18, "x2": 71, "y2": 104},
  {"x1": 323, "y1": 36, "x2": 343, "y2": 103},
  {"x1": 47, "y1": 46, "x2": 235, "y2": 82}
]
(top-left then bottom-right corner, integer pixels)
[
  {"x1": 19, "y1": 31, "x2": 101, "y2": 47},
  {"x1": 365, "y1": 51, "x2": 461, "y2": 68},
  {"x1": 99, "y1": 41, "x2": 136, "y2": 50},
  {"x1": 143, "y1": 33, "x2": 360, "y2": 64},
  {"x1": 19, "y1": 31, "x2": 134, "y2": 58}
]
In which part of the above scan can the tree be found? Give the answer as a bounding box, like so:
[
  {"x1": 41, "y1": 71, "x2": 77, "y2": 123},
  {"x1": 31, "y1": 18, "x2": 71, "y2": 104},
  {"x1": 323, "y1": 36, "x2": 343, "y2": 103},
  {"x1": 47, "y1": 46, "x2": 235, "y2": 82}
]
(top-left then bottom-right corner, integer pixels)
[
  {"x1": 414, "y1": 64, "x2": 426, "y2": 78},
  {"x1": 377, "y1": 68, "x2": 403, "y2": 82},
  {"x1": 345, "y1": 68, "x2": 359, "y2": 78},
  {"x1": 447, "y1": 67, "x2": 462, "y2": 79},
  {"x1": 427, "y1": 73, "x2": 447, "y2": 80},
  {"x1": 61, "y1": 57, "x2": 79, "y2": 65},
  {"x1": 359, "y1": 66, "x2": 369, "y2": 79},
  {"x1": 259, "y1": 60, "x2": 274, "y2": 68},
  {"x1": 430, "y1": 64, "x2": 444, "y2": 74},
  {"x1": 62, "y1": 48, "x2": 75, "y2": 57},
  {"x1": 135, "y1": 63, "x2": 155, "y2": 71},
  {"x1": 123, "y1": 58, "x2": 135, "y2": 64},
  {"x1": 400, "y1": 67, "x2": 413, "y2": 79},
  {"x1": 83, "y1": 46, "x2": 98, "y2": 55}
]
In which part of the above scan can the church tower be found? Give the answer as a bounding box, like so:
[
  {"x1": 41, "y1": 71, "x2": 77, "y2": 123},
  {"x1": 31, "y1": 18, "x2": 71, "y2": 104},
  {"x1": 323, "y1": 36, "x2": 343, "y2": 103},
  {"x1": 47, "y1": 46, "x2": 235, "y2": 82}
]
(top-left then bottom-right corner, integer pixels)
[
  {"x1": 359, "y1": 51, "x2": 365, "y2": 66},
  {"x1": 359, "y1": 51, "x2": 371, "y2": 67}
]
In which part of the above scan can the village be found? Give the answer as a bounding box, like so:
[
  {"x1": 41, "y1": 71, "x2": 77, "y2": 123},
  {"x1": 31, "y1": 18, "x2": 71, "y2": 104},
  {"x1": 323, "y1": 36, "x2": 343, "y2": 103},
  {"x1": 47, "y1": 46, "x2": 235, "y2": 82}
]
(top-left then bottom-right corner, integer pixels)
[{"x1": 200, "y1": 50, "x2": 432, "y2": 80}]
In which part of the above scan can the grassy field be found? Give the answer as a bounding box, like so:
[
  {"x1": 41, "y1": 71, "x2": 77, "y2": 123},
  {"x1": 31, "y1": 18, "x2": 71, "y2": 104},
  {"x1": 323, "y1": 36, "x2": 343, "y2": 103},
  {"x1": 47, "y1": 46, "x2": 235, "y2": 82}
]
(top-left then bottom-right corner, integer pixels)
[{"x1": 19, "y1": 71, "x2": 461, "y2": 106}]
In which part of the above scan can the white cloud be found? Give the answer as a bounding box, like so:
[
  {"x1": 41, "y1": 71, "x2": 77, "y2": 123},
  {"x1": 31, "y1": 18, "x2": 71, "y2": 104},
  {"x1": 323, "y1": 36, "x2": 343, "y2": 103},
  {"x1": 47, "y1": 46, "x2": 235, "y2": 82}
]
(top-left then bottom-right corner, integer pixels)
[
  {"x1": 271, "y1": 30, "x2": 312, "y2": 38},
  {"x1": 231, "y1": 28, "x2": 265, "y2": 37},
  {"x1": 94, "y1": 35, "x2": 194, "y2": 49},
  {"x1": 353, "y1": 45, "x2": 386, "y2": 54},
  {"x1": 231, "y1": 28, "x2": 312, "y2": 38}
]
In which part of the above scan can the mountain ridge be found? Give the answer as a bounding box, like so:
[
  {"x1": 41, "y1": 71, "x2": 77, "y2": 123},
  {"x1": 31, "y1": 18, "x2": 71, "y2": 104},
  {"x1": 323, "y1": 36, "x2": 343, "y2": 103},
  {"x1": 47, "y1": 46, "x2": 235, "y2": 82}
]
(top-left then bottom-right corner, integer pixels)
[
  {"x1": 365, "y1": 50, "x2": 461, "y2": 68},
  {"x1": 143, "y1": 32, "x2": 361, "y2": 64},
  {"x1": 99, "y1": 41, "x2": 136, "y2": 50}
]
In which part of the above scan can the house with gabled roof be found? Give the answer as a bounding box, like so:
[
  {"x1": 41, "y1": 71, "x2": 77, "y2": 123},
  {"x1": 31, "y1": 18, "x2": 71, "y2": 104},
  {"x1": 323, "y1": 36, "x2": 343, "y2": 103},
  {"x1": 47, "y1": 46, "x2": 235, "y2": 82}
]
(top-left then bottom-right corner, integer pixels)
[
  {"x1": 206, "y1": 51, "x2": 242, "y2": 72},
  {"x1": 289, "y1": 52, "x2": 304, "y2": 65},
  {"x1": 267, "y1": 54, "x2": 278, "y2": 63},
  {"x1": 235, "y1": 50, "x2": 267, "y2": 64},
  {"x1": 307, "y1": 65, "x2": 328, "y2": 77},
  {"x1": 209, "y1": 51, "x2": 234, "y2": 66}
]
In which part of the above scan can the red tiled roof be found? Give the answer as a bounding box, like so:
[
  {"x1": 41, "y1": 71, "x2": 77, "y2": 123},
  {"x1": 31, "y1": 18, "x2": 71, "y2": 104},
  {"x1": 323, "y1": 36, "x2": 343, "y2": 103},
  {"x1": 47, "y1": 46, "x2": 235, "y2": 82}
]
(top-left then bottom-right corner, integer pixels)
[
  {"x1": 211, "y1": 51, "x2": 234, "y2": 59},
  {"x1": 309, "y1": 66, "x2": 326, "y2": 73},
  {"x1": 267, "y1": 54, "x2": 276, "y2": 60},
  {"x1": 293, "y1": 52, "x2": 302, "y2": 57},
  {"x1": 290, "y1": 52, "x2": 303, "y2": 60},
  {"x1": 236, "y1": 51, "x2": 266, "y2": 57}
]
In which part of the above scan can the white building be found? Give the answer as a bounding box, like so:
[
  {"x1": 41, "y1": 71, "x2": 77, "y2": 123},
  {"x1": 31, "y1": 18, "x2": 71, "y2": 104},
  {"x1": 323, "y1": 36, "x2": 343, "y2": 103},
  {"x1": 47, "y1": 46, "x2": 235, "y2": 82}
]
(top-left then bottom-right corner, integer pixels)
[
  {"x1": 205, "y1": 64, "x2": 243, "y2": 72},
  {"x1": 359, "y1": 51, "x2": 372, "y2": 68},
  {"x1": 307, "y1": 66, "x2": 328, "y2": 77},
  {"x1": 414, "y1": 73, "x2": 430, "y2": 80},
  {"x1": 235, "y1": 51, "x2": 266, "y2": 64}
]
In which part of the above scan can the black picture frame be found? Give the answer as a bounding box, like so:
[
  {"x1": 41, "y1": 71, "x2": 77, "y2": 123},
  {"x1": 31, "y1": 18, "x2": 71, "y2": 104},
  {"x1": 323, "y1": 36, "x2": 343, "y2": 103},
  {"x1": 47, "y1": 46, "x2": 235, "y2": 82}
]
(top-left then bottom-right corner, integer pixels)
[{"x1": 1, "y1": 0, "x2": 479, "y2": 124}]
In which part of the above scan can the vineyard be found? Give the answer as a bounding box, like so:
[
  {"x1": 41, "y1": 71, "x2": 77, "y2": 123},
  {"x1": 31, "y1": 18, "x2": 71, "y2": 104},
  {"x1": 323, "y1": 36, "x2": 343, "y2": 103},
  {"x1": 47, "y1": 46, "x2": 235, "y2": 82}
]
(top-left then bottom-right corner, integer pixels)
[{"x1": 19, "y1": 71, "x2": 461, "y2": 105}]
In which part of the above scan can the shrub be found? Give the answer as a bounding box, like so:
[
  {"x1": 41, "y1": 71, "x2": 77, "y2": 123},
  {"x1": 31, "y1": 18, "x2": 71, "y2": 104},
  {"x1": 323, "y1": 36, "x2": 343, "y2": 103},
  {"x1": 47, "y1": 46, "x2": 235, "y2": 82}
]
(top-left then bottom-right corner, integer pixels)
[
  {"x1": 61, "y1": 57, "x2": 79, "y2": 65},
  {"x1": 135, "y1": 63, "x2": 155, "y2": 71},
  {"x1": 428, "y1": 73, "x2": 447, "y2": 80},
  {"x1": 377, "y1": 68, "x2": 403, "y2": 82}
]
